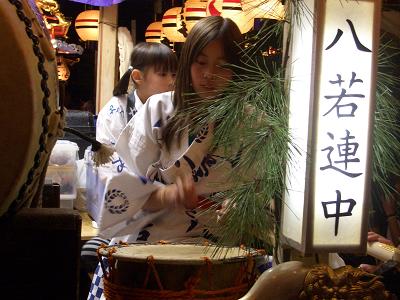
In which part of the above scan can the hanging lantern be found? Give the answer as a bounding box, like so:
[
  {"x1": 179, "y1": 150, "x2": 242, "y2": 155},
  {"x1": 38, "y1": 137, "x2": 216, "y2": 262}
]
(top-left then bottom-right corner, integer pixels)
[
  {"x1": 145, "y1": 21, "x2": 163, "y2": 43},
  {"x1": 57, "y1": 56, "x2": 70, "y2": 81},
  {"x1": 206, "y1": 0, "x2": 222, "y2": 17},
  {"x1": 161, "y1": 32, "x2": 174, "y2": 50},
  {"x1": 183, "y1": 0, "x2": 208, "y2": 33},
  {"x1": 162, "y1": 7, "x2": 186, "y2": 43},
  {"x1": 242, "y1": 0, "x2": 285, "y2": 21},
  {"x1": 206, "y1": 0, "x2": 285, "y2": 34},
  {"x1": 75, "y1": 10, "x2": 99, "y2": 41}
]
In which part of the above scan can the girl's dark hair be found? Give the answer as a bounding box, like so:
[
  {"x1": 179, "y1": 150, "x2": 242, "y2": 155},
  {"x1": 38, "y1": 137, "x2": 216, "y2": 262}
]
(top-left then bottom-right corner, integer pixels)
[
  {"x1": 162, "y1": 16, "x2": 243, "y2": 150},
  {"x1": 113, "y1": 42, "x2": 178, "y2": 96}
]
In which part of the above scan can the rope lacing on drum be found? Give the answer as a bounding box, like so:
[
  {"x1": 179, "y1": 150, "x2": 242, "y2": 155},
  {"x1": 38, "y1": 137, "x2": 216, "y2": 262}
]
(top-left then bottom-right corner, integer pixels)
[
  {"x1": 235, "y1": 253, "x2": 257, "y2": 287},
  {"x1": 101, "y1": 245, "x2": 257, "y2": 299},
  {"x1": 97, "y1": 244, "x2": 117, "y2": 282},
  {"x1": 184, "y1": 256, "x2": 213, "y2": 297},
  {"x1": 143, "y1": 256, "x2": 164, "y2": 290}
]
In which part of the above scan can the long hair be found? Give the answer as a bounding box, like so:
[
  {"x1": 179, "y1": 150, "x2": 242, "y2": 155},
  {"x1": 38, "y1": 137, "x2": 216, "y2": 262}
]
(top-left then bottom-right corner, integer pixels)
[
  {"x1": 113, "y1": 42, "x2": 178, "y2": 96},
  {"x1": 162, "y1": 16, "x2": 243, "y2": 150}
]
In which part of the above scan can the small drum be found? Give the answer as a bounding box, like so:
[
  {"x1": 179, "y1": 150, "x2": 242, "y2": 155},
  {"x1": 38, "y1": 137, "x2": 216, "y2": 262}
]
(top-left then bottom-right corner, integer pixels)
[
  {"x1": 98, "y1": 243, "x2": 264, "y2": 299},
  {"x1": 0, "y1": 0, "x2": 61, "y2": 216}
]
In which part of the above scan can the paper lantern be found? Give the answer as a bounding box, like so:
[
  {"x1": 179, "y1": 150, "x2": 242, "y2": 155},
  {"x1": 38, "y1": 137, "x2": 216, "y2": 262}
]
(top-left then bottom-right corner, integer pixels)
[
  {"x1": 162, "y1": 7, "x2": 186, "y2": 43},
  {"x1": 75, "y1": 10, "x2": 99, "y2": 41},
  {"x1": 57, "y1": 56, "x2": 70, "y2": 81},
  {"x1": 183, "y1": 0, "x2": 208, "y2": 33},
  {"x1": 206, "y1": 0, "x2": 221, "y2": 16},
  {"x1": 145, "y1": 21, "x2": 163, "y2": 43},
  {"x1": 206, "y1": 0, "x2": 285, "y2": 34}
]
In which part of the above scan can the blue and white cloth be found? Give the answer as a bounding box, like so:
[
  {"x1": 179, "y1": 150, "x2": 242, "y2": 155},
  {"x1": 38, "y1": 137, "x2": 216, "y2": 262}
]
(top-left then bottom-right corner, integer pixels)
[
  {"x1": 88, "y1": 91, "x2": 247, "y2": 299},
  {"x1": 96, "y1": 90, "x2": 143, "y2": 146},
  {"x1": 88, "y1": 264, "x2": 105, "y2": 300}
]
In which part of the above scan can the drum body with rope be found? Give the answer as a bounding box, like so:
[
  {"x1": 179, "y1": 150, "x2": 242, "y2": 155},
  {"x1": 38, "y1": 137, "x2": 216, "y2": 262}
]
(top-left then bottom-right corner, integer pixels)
[
  {"x1": 0, "y1": 0, "x2": 62, "y2": 216},
  {"x1": 98, "y1": 243, "x2": 264, "y2": 300}
]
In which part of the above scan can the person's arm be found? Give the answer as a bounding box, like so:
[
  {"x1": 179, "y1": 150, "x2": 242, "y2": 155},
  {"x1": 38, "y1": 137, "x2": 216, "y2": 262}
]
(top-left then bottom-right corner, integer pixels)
[
  {"x1": 143, "y1": 175, "x2": 198, "y2": 212},
  {"x1": 96, "y1": 96, "x2": 126, "y2": 145},
  {"x1": 360, "y1": 231, "x2": 394, "y2": 273},
  {"x1": 367, "y1": 231, "x2": 394, "y2": 245},
  {"x1": 382, "y1": 195, "x2": 400, "y2": 247}
]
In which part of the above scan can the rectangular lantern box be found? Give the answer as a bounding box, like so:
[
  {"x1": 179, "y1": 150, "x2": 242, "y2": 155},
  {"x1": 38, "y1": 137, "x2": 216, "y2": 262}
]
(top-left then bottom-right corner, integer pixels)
[
  {"x1": 46, "y1": 140, "x2": 79, "y2": 209},
  {"x1": 281, "y1": 0, "x2": 381, "y2": 254}
]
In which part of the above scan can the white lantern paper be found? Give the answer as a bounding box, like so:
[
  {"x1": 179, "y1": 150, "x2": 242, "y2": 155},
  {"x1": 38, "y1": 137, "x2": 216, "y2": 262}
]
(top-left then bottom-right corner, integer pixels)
[
  {"x1": 75, "y1": 10, "x2": 99, "y2": 41},
  {"x1": 162, "y1": 7, "x2": 186, "y2": 43},
  {"x1": 281, "y1": 0, "x2": 381, "y2": 254},
  {"x1": 183, "y1": 0, "x2": 208, "y2": 33},
  {"x1": 145, "y1": 21, "x2": 163, "y2": 43},
  {"x1": 206, "y1": 0, "x2": 285, "y2": 34}
]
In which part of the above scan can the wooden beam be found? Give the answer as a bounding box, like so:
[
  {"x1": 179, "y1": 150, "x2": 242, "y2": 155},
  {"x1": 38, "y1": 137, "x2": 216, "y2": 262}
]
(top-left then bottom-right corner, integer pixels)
[{"x1": 96, "y1": 5, "x2": 118, "y2": 113}]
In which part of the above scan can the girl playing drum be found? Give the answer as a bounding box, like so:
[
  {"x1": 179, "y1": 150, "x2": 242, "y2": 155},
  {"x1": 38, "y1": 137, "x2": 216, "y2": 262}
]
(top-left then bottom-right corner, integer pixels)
[{"x1": 88, "y1": 16, "x2": 244, "y2": 299}]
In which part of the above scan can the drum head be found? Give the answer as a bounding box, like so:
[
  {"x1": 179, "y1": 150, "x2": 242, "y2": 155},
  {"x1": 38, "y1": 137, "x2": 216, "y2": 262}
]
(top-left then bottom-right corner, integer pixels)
[{"x1": 99, "y1": 243, "x2": 260, "y2": 265}]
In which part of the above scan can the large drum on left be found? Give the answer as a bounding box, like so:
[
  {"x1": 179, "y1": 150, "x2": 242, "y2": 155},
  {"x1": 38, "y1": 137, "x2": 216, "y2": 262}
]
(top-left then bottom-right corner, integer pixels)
[{"x1": 0, "y1": 0, "x2": 61, "y2": 216}]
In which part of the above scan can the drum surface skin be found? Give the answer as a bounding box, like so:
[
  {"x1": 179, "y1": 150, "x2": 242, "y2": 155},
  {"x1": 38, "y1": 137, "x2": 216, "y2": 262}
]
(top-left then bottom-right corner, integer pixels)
[
  {"x1": 0, "y1": 0, "x2": 61, "y2": 216},
  {"x1": 99, "y1": 243, "x2": 263, "y2": 299}
]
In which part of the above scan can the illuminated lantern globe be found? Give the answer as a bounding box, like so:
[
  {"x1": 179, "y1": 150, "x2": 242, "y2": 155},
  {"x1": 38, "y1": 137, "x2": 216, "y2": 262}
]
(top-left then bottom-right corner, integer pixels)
[
  {"x1": 56, "y1": 56, "x2": 70, "y2": 81},
  {"x1": 162, "y1": 7, "x2": 186, "y2": 43},
  {"x1": 183, "y1": 0, "x2": 208, "y2": 33},
  {"x1": 145, "y1": 21, "x2": 163, "y2": 43},
  {"x1": 206, "y1": 0, "x2": 285, "y2": 34},
  {"x1": 206, "y1": 0, "x2": 221, "y2": 16},
  {"x1": 75, "y1": 10, "x2": 99, "y2": 41}
]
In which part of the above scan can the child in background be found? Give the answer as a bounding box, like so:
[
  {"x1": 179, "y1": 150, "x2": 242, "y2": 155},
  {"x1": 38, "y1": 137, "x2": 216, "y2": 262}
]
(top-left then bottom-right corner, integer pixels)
[
  {"x1": 81, "y1": 42, "x2": 177, "y2": 290},
  {"x1": 96, "y1": 42, "x2": 177, "y2": 145}
]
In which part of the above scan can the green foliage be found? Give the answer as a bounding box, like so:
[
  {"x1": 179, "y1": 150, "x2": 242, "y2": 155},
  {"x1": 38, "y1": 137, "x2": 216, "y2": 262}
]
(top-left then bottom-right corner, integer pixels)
[
  {"x1": 372, "y1": 35, "x2": 400, "y2": 198},
  {"x1": 185, "y1": 1, "x2": 400, "y2": 252},
  {"x1": 182, "y1": 26, "x2": 293, "y2": 250}
]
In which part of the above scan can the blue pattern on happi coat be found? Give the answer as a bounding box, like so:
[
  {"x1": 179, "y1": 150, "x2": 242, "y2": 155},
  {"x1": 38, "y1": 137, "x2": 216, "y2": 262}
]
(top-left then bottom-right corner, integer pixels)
[
  {"x1": 185, "y1": 210, "x2": 199, "y2": 232},
  {"x1": 182, "y1": 154, "x2": 217, "y2": 182},
  {"x1": 105, "y1": 189, "x2": 129, "y2": 214},
  {"x1": 137, "y1": 223, "x2": 154, "y2": 241}
]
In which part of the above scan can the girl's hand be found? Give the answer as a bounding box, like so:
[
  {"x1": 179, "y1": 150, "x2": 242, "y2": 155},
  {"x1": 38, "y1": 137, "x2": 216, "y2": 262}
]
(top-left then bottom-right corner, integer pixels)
[
  {"x1": 145, "y1": 175, "x2": 198, "y2": 211},
  {"x1": 381, "y1": 194, "x2": 397, "y2": 217},
  {"x1": 216, "y1": 199, "x2": 233, "y2": 222},
  {"x1": 359, "y1": 263, "x2": 379, "y2": 273},
  {"x1": 367, "y1": 231, "x2": 394, "y2": 246},
  {"x1": 174, "y1": 175, "x2": 198, "y2": 209}
]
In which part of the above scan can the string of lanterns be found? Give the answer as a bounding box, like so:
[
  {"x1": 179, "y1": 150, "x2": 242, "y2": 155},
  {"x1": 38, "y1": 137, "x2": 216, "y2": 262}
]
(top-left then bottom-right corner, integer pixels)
[
  {"x1": 74, "y1": 0, "x2": 285, "y2": 44},
  {"x1": 145, "y1": 0, "x2": 285, "y2": 44}
]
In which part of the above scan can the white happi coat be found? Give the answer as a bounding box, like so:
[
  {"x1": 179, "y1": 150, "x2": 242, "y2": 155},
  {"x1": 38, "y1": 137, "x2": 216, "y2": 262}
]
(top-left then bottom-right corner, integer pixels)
[
  {"x1": 87, "y1": 91, "x2": 144, "y2": 222},
  {"x1": 97, "y1": 91, "x2": 238, "y2": 244},
  {"x1": 96, "y1": 90, "x2": 144, "y2": 145}
]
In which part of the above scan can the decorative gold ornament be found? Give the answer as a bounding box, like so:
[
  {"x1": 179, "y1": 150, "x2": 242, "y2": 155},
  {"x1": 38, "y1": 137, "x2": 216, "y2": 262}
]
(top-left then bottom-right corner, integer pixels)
[{"x1": 35, "y1": 0, "x2": 71, "y2": 38}]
